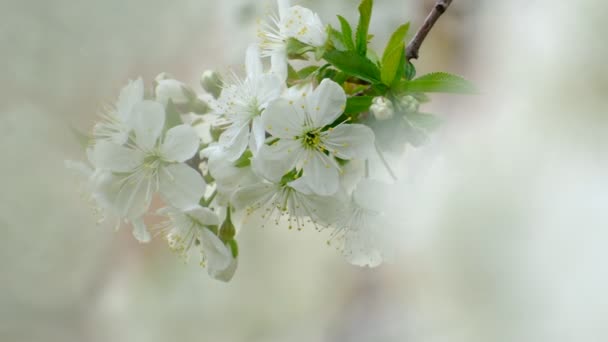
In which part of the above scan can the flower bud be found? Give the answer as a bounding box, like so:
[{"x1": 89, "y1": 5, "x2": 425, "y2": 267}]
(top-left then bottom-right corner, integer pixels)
[
  {"x1": 155, "y1": 75, "x2": 195, "y2": 106},
  {"x1": 370, "y1": 96, "x2": 395, "y2": 121},
  {"x1": 398, "y1": 95, "x2": 419, "y2": 113},
  {"x1": 219, "y1": 207, "x2": 236, "y2": 243},
  {"x1": 200, "y1": 70, "x2": 223, "y2": 99}
]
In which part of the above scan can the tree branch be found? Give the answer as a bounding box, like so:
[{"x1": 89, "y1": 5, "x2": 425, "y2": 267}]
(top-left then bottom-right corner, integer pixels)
[{"x1": 406, "y1": 0, "x2": 453, "y2": 61}]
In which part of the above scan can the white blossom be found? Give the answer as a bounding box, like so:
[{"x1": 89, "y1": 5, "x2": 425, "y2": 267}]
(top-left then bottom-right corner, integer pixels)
[
  {"x1": 91, "y1": 101, "x2": 206, "y2": 241},
  {"x1": 93, "y1": 78, "x2": 144, "y2": 145},
  {"x1": 330, "y1": 179, "x2": 394, "y2": 268},
  {"x1": 156, "y1": 205, "x2": 237, "y2": 281},
  {"x1": 255, "y1": 79, "x2": 375, "y2": 196},
  {"x1": 216, "y1": 45, "x2": 283, "y2": 161},
  {"x1": 259, "y1": 0, "x2": 327, "y2": 79}
]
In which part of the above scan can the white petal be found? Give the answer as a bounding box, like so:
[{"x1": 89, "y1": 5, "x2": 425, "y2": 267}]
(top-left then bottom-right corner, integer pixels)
[
  {"x1": 93, "y1": 141, "x2": 144, "y2": 172},
  {"x1": 307, "y1": 79, "x2": 346, "y2": 128},
  {"x1": 270, "y1": 50, "x2": 288, "y2": 83},
  {"x1": 249, "y1": 116, "x2": 266, "y2": 156},
  {"x1": 131, "y1": 217, "x2": 151, "y2": 243},
  {"x1": 112, "y1": 174, "x2": 154, "y2": 219},
  {"x1": 159, "y1": 163, "x2": 206, "y2": 209},
  {"x1": 218, "y1": 122, "x2": 250, "y2": 162},
  {"x1": 130, "y1": 100, "x2": 166, "y2": 150},
  {"x1": 245, "y1": 44, "x2": 263, "y2": 80},
  {"x1": 116, "y1": 77, "x2": 144, "y2": 120},
  {"x1": 200, "y1": 228, "x2": 232, "y2": 274},
  {"x1": 155, "y1": 79, "x2": 189, "y2": 106},
  {"x1": 262, "y1": 98, "x2": 306, "y2": 138},
  {"x1": 300, "y1": 150, "x2": 340, "y2": 196},
  {"x1": 231, "y1": 182, "x2": 277, "y2": 211},
  {"x1": 184, "y1": 206, "x2": 220, "y2": 226},
  {"x1": 323, "y1": 124, "x2": 375, "y2": 160},
  {"x1": 282, "y1": 6, "x2": 327, "y2": 47},
  {"x1": 253, "y1": 74, "x2": 283, "y2": 108},
  {"x1": 277, "y1": 0, "x2": 290, "y2": 19},
  {"x1": 251, "y1": 140, "x2": 301, "y2": 182},
  {"x1": 211, "y1": 256, "x2": 238, "y2": 282},
  {"x1": 160, "y1": 125, "x2": 200, "y2": 162}
]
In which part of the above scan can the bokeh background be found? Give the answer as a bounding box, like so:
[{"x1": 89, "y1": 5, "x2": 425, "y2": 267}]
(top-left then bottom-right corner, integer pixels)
[{"x1": 2, "y1": 0, "x2": 607, "y2": 341}]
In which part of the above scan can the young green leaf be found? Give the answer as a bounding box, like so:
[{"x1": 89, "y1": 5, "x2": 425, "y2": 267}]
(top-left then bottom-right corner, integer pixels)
[
  {"x1": 399, "y1": 72, "x2": 477, "y2": 94},
  {"x1": 382, "y1": 23, "x2": 410, "y2": 63},
  {"x1": 297, "y1": 65, "x2": 320, "y2": 79},
  {"x1": 381, "y1": 42, "x2": 405, "y2": 86},
  {"x1": 407, "y1": 112, "x2": 444, "y2": 132},
  {"x1": 323, "y1": 50, "x2": 381, "y2": 84},
  {"x1": 345, "y1": 96, "x2": 374, "y2": 115},
  {"x1": 355, "y1": 0, "x2": 373, "y2": 56},
  {"x1": 337, "y1": 15, "x2": 355, "y2": 51},
  {"x1": 329, "y1": 26, "x2": 348, "y2": 51}
]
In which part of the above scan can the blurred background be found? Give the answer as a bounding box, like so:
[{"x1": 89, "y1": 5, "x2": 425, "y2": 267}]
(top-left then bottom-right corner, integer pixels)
[{"x1": 1, "y1": 0, "x2": 607, "y2": 341}]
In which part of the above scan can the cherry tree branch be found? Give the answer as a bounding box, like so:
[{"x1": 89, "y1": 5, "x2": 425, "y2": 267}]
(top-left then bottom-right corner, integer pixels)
[{"x1": 406, "y1": 0, "x2": 454, "y2": 61}]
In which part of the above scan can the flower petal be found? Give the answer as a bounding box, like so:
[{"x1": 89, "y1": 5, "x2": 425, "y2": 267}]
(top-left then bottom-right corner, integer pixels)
[
  {"x1": 300, "y1": 150, "x2": 340, "y2": 196},
  {"x1": 130, "y1": 100, "x2": 166, "y2": 150},
  {"x1": 112, "y1": 174, "x2": 154, "y2": 219},
  {"x1": 270, "y1": 49, "x2": 288, "y2": 83},
  {"x1": 218, "y1": 122, "x2": 250, "y2": 162},
  {"x1": 252, "y1": 140, "x2": 301, "y2": 182},
  {"x1": 200, "y1": 228, "x2": 232, "y2": 274},
  {"x1": 307, "y1": 79, "x2": 346, "y2": 128},
  {"x1": 249, "y1": 116, "x2": 266, "y2": 156},
  {"x1": 161, "y1": 124, "x2": 200, "y2": 162},
  {"x1": 323, "y1": 124, "x2": 375, "y2": 160},
  {"x1": 231, "y1": 182, "x2": 277, "y2": 211},
  {"x1": 246, "y1": 44, "x2": 263, "y2": 80},
  {"x1": 282, "y1": 6, "x2": 327, "y2": 47},
  {"x1": 131, "y1": 217, "x2": 151, "y2": 243},
  {"x1": 262, "y1": 98, "x2": 306, "y2": 138},
  {"x1": 92, "y1": 141, "x2": 144, "y2": 172},
  {"x1": 116, "y1": 77, "x2": 144, "y2": 120},
  {"x1": 184, "y1": 206, "x2": 220, "y2": 226},
  {"x1": 159, "y1": 163, "x2": 206, "y2": 209}
]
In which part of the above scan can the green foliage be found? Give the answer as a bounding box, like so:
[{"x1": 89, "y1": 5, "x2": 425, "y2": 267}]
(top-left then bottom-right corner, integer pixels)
[
  {"x1": 165, "y1": 99, "x2": 182, "y2": 129},
  {"x1": 355, "y1": 0, "x2": 373, "y2": 56},
  {"x1": 398, "y1": 72, "x2": 477, "y2": 94},
  {"x1": 404, "y1": 61, "x2": 416, "y2": 80},
  {"x1": 380, "y1": 23, "x2": 410, "y2": 86},
  {"x1": 337, "y1": 15, "x2": 355, "y2": 50},
  {"x1": 407, "y1": 112, "x2": 443, "y2": 132},
  {"x1": 345, "y1": 96, "x2": 374, "y2": 115},
  {"x1": 323, "y1": 50, "x2": 381, "y2": 84}
]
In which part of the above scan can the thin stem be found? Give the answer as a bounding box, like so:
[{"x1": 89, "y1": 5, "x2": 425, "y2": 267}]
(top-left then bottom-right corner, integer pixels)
[
  {"x1": 406, "y1": 0, "x2": 454, "y2": 61},
  {"x1": 375, "y1": 142, "x2": 398, "y2": 182}
]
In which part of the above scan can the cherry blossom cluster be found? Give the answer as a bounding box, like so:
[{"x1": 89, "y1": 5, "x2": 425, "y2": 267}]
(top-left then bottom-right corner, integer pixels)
[{"x1": 68, "y1": 0, "x2": 472, "y2": 281}]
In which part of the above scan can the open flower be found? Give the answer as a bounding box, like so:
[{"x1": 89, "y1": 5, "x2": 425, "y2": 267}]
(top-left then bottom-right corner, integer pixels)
[
  {"x1": 156, "y1": 205, "x2": 237, "y2": 281},
  {"x1": 91, "y1": 100, "x2": 206, "y2": 240},
  {"x1": 330, "y1": 179, "x2": 394, "y2": 268},
  {"x1": 93, "y1": 78, "x2": 144, "y2": 145},
  {"x1": 256, "y1": 79, "x2": 375, "y2": 196},
  {"x1": 231, "y1": 178, "x2": 340, "y2": 232},
  {"x1": 216, "y1": 45, "x2": 283, "y2": 161},
  {"x1": 259, "y1": 0, "x2": 327, "y2": 79}
]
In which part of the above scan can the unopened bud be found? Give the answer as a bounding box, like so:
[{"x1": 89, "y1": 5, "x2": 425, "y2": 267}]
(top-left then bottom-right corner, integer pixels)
[
  {"x1": 155, "y1": 76, "x2": 195, "y2": 106},
  {"x1": 219, "y1": 207, "x2": 236, "y2": 242},
  {"x1": 370, "y1": 97, "x2": 394, "y2": 121},
  {"x1": 200, "y1": 70, "x2": 223, "y2": 99},
  {"x1": 398, "y1": 95, "x2": 419, "y2": 113}
]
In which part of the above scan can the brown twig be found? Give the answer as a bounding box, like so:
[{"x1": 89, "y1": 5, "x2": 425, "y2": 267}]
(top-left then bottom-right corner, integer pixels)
[{"x1": 406, "y1": 0, "x2": 454, "y2": 61}]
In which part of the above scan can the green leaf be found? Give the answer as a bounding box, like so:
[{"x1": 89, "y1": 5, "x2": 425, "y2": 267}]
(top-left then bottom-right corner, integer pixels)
[
  {"x1": 234, "y1": 150, "x2": 253, "y2": 168},
  {"x1": 382, "y1": 23, "x2": 410, "y2": 63},
  {"x1": 400, "y1": 72, "x2": 477, "y2": 94},
  {"x1": 381, "y1": 23, "x2": 410, "y2": 85},
  {"x1": 165, "y1": 99, "x2": 182, "y2": 129},
  {"x1": 337, "y1": 15, "x2": 355, "y2": 50},
  {"x1": 297, "y1": 65, "x2": 319, "y2": 79},
  {"x1": 355, "y1": 0, "x2": 373, "y2": 56},
  {"x1": 345, "y1": 96, "x2": 374, "y2": 115},
  {"x1": 381, "y1": 42, "x2": 404, "y2": 86},
  {"x1": 323, "y1": 50, "x2": 381, "y2": 84},
  {"x1": 329, "y1": 27, "x2": 347, "y2": 51},
  {"x1": 286, "y1": 38, "x2": 313, "y2": 59}
]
